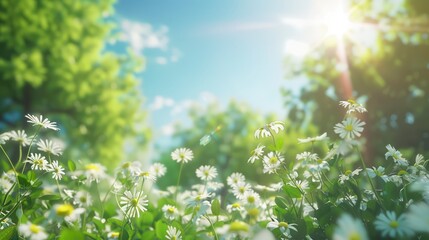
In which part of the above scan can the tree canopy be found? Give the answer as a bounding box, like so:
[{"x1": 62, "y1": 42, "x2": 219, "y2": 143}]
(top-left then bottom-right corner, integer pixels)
[
  {"x1": 0, "y1": 0, "x2": 149, "y2": 167},
  {"x1": 284, "y1": 0, "x2": 429, "y2": 163}
]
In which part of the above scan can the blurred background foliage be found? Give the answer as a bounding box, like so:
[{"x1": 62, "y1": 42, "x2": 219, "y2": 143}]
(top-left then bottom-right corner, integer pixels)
[
  {"x1": 155, "y1": 100, "x2": 324, "y2": 191},
  {"x1": 0, "y1": 0, "x2": 150, "y2": 167},
  {"x1": 283, "y1": 0, "x2": 429, "y2": 164}
]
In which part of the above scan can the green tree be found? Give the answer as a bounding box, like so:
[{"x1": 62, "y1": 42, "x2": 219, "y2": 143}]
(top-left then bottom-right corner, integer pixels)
[
  {"x1": 283, "y1": 0, "x2": 429, "y2": 163},
  {"x1": 0, "y1": 0, "x2": 149, "y2": 167}
]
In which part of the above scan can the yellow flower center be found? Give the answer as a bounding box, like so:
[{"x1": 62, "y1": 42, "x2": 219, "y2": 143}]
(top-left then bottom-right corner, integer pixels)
[
  {"x1": 269, "y1": 156, "x2": 278, "y2": 164},
  {"x1": 345, "y1": 124, "x2": 354, "y2": 132},
  {"x1": 204, "y1": 170, "x2": 210, "y2": 176},
  {"x1": 85, "y1": 164, "x2": 100, "y2": 171},
  {"x1": 232, "y1": 203, "x2": 240, "y2": 208},
  {"x1": 131, "y1": 198, "x2": 138, "y2": 207},
  {"x1": 247, "y1": 196, "x2": 255, "y2": 203},
  {"x1": 389, "y1": 220, "x2": 399, "y2": 228},
  {"x1": 347, "y1": 99, "x2": 356, "y2": 104},
  {"x1": 348, "y1": 232, "x2": 361, "y2": 240},
  {"x1": 398, "y1": 170, "x2": 407, "y2": 176},
  {"x1": 239, "y1": 187, "x2": 245, "y2": 193},
  {"x1": 110, "y1": 232, "x2": 120, "y2": 238},
  {"x1": 229, "y1": 221, "x2": 249, "y2": 232},
  {"x1": 56, "y1": 203, "x2": 74, "y2": 217},
  {"x1": 30, "y1": 224, "x2": 40, "y2": 233},
  {"x1": 345, "y1": 170, "x2": 352, "y2": 176},
  {"x1": 247, "y1": 208, "x2": 259, "y2": 218},
  {"x1": 140, "y1": 172, "x2": 150, "y2": 177},
  {"x1": 179, "y1": 153, "x2": 185, "y2": 159},
  {"x1": 121, "y1": 162, "x2": 130, "y2": 169},
  {"x1": 168, "y1": 207, "x2": 175, "y2": 213},
  {"x1": 278, "y1": 222, "x2": 289, "y2": 228}
]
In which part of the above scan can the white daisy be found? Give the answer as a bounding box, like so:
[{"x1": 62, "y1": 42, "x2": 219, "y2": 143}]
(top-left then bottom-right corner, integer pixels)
[
  {"x1": 333, "y1": 214, "x2": 368, "y2": 240},
  {"x1": 241, "y1": 190, "x2": 261, "y2": 207},
  {"x1": 339, "y1": 99, "x2": 367, "y2": 114},
  {"x1": 162, "y1": 204, "x2": 179, "y2": 220},
  {"x1": 196, "y1": 165, "x2": 218, "y2": 181},
  {"x1": 263, "y1": 152, "x2": 284, "y2": 174},
  {"x1": 25, "y1": 114, "x2": 59, "y2": 131},
  {"x1": 385, "y1": 144, "x2": 408, "y2": 166},
  {"x1": 226, "y1": 202, "x2": 244, "y2": 213},
  {"x1": 0, "y1": 133, "x2": 10, "y2": 145},
  {"x1": 120, "y1": 190, "x2": 148, "y2": 218},
  {"x1": 166, "y1": 226, "x2": 182, "y2": 240},
  {"x1": 18, "y1": 222, "x2": 48, "y2": 240},
  {"x1": 248, "y1": 144, "x2": 265, "y2": 163},
  {"x1": 37, "y1": 139, "x2": 62, "y2": 156},
  {"x1": 47, "y1": 160, "x2": 65, "y2": 180},
  {"x1": 298, "y1": 132, "x2": 329, "y2": 144},
  {"x1": 73, "y1": 191, "x2": 92, "y2": 207},
  {"x1": 171, "y1": 148, "x2": 194, "y2": 163},
  {"x1": 339, "y1": 169, "x2": 362, "y2": 184},
  {"x1": 334, "y1": 117, "x2": 365, "y2": 139},
  {"x1": 227, "y1": 172, "x2": 245, "y2": 187},
  {"x1": 374, "y1": 211, "x2": 413, "y2": 238},
  {"x1": 254, "y1": 121, "x2": 285, "y2": 139},
  {"x1": 267, "y1": 218, "x2": 298, "y2": 237},
  {"x1": 55, "y1": 203, "x2": 85, "y2": 222},
  {"x1": 107, "y1": 232, "x2": 120, "y2": 239},
  {"x1": 82, "y1": 163, "x2": 106, "y2": 183},
  {"x1": 25, "y1": 153, "x2": 48, "y2": 170},
  {"x1": 7, "y1": 130, "x2": 31, "y2": 146},
  {"x1": 217, "y1": 221, "x2": 250, "y2": 239},
  {"x1": 405, "y1": 202, "x2": 429, "y2": 233},
  {"x1": 149, "y1": 163, "x2": 167, "y2": 177},
  {"x1": 231, "y1": 182, "x2": 252, "y2": 200},
  {"x1": 135, "y1": 169, "x2": 156, "y2": 182}
]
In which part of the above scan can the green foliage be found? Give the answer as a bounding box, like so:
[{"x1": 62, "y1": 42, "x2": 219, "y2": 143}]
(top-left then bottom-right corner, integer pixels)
[
  {"x1": 156, "y1": 100, "x2": 321, "y2": 190},
  {"x1": 283, "y1": 0, "x2": 429, "y2": 163},
  {"x1": 0, "y1": 0, "x2": 149, "y2": 167}
]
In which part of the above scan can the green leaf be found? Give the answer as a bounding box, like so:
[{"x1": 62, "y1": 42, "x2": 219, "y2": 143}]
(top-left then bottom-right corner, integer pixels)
[
  {"x1": 39, "y1": 194, "x2": 61, "y2": 201},
  {"x1": 140, "y1": 211, "x2": 154, "y2": 225},
  {"x1": 275, "y1": 197, "x2": 288, "y2": 209},
  {"x1": 17, "y1": 174, "x2": 30, "y2": 187},
  {"x1": 68, "y1": 160, "x2": 76, "y2": 171},
  {"x1": 155, "y1": 220, "x2": 168, "y2": 239},
  {"x1": 211, "y1": 199, "x2": 221, "y2": 216},
  {"x1": 283, "y1": 185, "x2": 301, "y2": 198},
  {"x1": 59, "y1": 229, "x2": 85, "y2": 240},
  {"x1": 0, "y1": 226, "x2": 17, "y2": 240}
]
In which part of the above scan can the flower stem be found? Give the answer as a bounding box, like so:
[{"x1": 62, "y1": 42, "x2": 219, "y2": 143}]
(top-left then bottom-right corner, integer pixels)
[{"x1": 175, "y1": 162, "x2": 184, "y2": 202}]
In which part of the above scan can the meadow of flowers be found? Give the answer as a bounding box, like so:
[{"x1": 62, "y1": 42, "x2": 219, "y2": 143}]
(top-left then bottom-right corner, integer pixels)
[{"x1": 1, "y1": 100, "x2": 429, "y2": 239}]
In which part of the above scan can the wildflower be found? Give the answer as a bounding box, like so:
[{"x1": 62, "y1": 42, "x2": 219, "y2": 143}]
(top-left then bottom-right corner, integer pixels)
[
  {"x1": 187, "y1": 190, "x2": 211, "y2": 207},
  {"x1": 405, "y1": 202, "x2": 429, "y2": 233},
  {"x1": 217, "y1": 221, "x2": 250, "y2": 239},
  {"x1": 227, "y1": 172, "x2": 245, "y2": 187},
  {"x1": 7, "y1": 130, "x2": 31, "y2": 146},
  {"x1": 385, "y1": 145, "x2": 408, "y2": 166},
  {"x1": 107, "y1": 232, "x2": 120, "y2": 239},
  {"x1": 37, "y1": 139, "x2": 62, "y2": 156},
  {"x1": 73, "y1": 191, "x2": 92, "y2": 207},
  {"x1": 231, "y1": 182, "x2": 252, "y2": 200},
  {"x1": 18, "y1": 222, "x2": 48, "y2": 240},
  {"x1": 263, "y1": 152, "x2": 284, "y2": 174},
  {"x1": 135, "y1": 169, "x2": 156, "y2": 182},
  {"x1": 149, "y1": 163, "x2": 167, "y2": 177},
  {"x1": 254, "y1": 121, "x2": 285, "y2": 139},
  {"x1": 196, "y1": 165, "x2": 217, "y2": 181},
  {"x1": 0, "y1": 133, "x2": 10, "y2": 145},
  {"x1": 339, "y1": 169, "x2": 362, "y2": 184},
  {"x1": 248, "y1": 144, "x2": 265, "y2": 163},
  {"x1": 55, "y1": 203, "x2": 85, "y2": 222},
  {"x1": 227, "y1": 202, "x2": 244, "y2": 213},
  {"x1": 241, "y1": 190, "x2": 261, "y2": 207},
  {"x1": 25, "y1": 114, "x2": 59, "y2": 131},
  {"x1": 374, "y1": 211, "x2": 413, "y2": 238},
  {"x1": 339, "y1": 99, "x2": 367, "y2": 114},
  {"x1": 367, "y1": 166, "x2": 389, "y2": 182},
  {"x1": 333, "y1": 214, "x2": 368, "y2": 240},
  {"x1": 166, "y1": 226, "x2": 182, "y2": 240},
  {"x1": 120, "y1": 190, "x2": 148, "y2": 218},
  {"x1": 118, "y1": 161, "x2": 141, "y2": 176},
  {"x1": 0, "y1": 216, "x2": 13, "y2": 230},
  {"x1": 25, "y1": 153, "x2": 48, "y2": 170},
  {"x1": 334, "y1": 117, "x2": 365, "y2": 139},
  {"x1": 298, "y1": 132, "x2": 328, "y2": 144},
  {"x1": 83, "y1": 163, "x2": 106, "y2": 183},
  {"x1": 47, "y1": 160, "x2": 65, "y2": 180},
  {"x1": 171, "y1": 148, "x2": 194, "y2": 163},
  {"x1": 0, "y1": 172, "x2": 15, "y2": 193},
  {"x1": 267, "y1": 218, "x2": 298, "y2": 237},
  {"x1": 296, "y1": 152, "x2": 318, "y2": 164},
  {"x1": 162, "y1": 204, "x2": 179, "y2": 220}
]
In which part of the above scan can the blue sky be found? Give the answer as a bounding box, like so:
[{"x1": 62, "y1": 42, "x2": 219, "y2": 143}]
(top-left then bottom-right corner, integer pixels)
[{"x1": 113, "y1": 0, "x2": 337, "y2": 137}]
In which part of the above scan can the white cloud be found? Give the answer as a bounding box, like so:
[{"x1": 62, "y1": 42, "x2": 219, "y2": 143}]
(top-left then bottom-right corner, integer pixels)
[
  {"x1": 120, "y1": 19, "x2": 169, "y2": 54},
  {"x1": 171, "y1": 100, "x2": 195, "y2": 116},
  {"x1": 150, "y1": 96, "x2": 175, "y2": 110},
  {"x1": 200, "y1": 91, "x2": 217, "y2": 103},
  {"x1": 161, "y1": 123, "x2": 176, "y2": 136},
  {"x1": 155, "y1": 57, "x2": 168, "y2": 65}
]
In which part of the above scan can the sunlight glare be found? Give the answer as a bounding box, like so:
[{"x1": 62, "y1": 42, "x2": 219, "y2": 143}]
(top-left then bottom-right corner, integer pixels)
[{"x1": 323, "y1": 7, "x2": 350, "y2": 37}]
